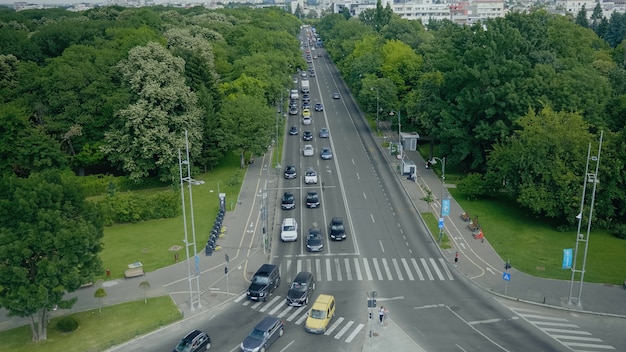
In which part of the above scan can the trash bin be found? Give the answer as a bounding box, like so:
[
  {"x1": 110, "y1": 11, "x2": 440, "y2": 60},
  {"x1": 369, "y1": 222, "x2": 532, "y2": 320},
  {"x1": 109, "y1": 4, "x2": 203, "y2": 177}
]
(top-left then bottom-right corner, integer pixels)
[{"x1": 106, "y1": 269, "x2": 111, "y2": 278}]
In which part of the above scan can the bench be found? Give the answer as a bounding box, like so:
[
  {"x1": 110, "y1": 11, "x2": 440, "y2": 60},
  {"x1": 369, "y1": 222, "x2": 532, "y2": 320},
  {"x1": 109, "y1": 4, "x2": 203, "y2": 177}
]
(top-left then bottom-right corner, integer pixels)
[
  {"x1": 469, "y1": 221, "x2": 478, "y2": 231},
  {"x1": 124, "y1": 267, "x2": 145, "y2": 279},
  {"x1": 461, "y1": 212, "x2": 471, "y2": 222}
]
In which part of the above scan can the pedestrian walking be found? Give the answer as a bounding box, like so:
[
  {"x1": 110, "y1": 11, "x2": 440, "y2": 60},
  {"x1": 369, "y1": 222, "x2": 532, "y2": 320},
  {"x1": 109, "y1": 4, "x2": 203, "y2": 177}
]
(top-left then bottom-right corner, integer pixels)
[
  {"x1": 454, "y1": 252, "x2": 459, "y2": 266},
  {"x1": 379, "y1": 306, "x2": 385, "y2": 324}
]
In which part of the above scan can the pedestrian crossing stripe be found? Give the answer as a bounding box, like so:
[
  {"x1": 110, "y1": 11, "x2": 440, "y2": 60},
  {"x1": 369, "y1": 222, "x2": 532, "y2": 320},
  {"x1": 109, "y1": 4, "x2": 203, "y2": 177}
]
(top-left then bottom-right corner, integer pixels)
[
  {"x1": 235, "y1": 293, "x2": 365, "y2": 344},
  {"x1": 509, "y1": 307, "x2": 616, "y2": 351},
  {"x1": 282, "y1": 257, "x2": 453, "y2": 282}
]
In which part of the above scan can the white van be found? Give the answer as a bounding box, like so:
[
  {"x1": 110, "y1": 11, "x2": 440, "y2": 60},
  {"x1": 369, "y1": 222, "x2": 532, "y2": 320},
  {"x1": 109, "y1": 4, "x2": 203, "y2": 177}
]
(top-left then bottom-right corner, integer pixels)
[{"x1": 280, "y1": 218, "x2": 298, "y2": 242}]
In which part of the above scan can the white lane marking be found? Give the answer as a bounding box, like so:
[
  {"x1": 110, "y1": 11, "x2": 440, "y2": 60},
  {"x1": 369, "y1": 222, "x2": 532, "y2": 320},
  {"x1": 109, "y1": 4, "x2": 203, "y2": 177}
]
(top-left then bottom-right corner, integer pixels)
[
  {"x1": 354, "y1": 258, "x2": 363, "y2": 281},
  {"x1": 362, "y1": 258, "x2": 373, "y2": 281},
  {"x1": 372, "y1": 258, "x2": 383, "y2": 280},
  {"x1": 411, "y1": 258, "x2": 425, "y2": 280},
  {"x1": 392, "y1": 258, "x2": 404, "y2": 281},
  {"x1": 259, "y1": 296, "x2": 282, "y2": 312},
  {"x1": 334, "y1": 320, "x2": 354, "y2": 339},
  {"x1": 429, "y1": 258, "x2": 445, "y2": 280},
  {"x1": 326, "y1": 258, "x2": 332, "y2": 282},
  {"x1": 439, "y1": 258, "x2": 455, "y2": 280},
  {"x1": 379, "y1": 240, "x2": 384, "y2": 252},
  {"x1": 401, "y1": 258, "x2": 414, "y2": 281},
  {"x1": 420, "y1": 258, "x2": 434, "y2": 280},
  {"x1": 315, "y1": 259, "x2": 322, "y2": 282},
  {"x1": 324, "y1": 317, "x2": 344, "y2": 336},
  {"x1": 335, "y1": 258, "x2": 343, "y2": 281},
  {"x1": 344, "y1": 258, "x2": 353, "y2": 281},
  {"x1": 287, "y1": 305, "x2": 307, "y2": 322},
  {"x1": 345, "y1": 323, "x2": 365, "y2": 343}
]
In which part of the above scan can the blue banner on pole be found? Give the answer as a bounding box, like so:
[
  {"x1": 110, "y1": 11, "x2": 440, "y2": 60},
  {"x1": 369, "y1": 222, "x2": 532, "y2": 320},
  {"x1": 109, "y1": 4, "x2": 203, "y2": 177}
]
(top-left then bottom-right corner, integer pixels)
[
  {"x1": 442, "y1": 199, "x2": 450, "y2": 217},
  {"x1": 562, "y1": 249, "x2": 573, "y2": 269},
  {"x1": 438, "y1": 217, "x2": 444, "y2": 229},
  {"x1": 195, "y1": 255, "x2": 200, "y2": 274}
]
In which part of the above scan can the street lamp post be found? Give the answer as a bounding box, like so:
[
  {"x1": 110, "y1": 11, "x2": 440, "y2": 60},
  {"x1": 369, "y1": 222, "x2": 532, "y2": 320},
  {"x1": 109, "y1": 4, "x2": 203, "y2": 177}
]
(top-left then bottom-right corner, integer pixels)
[
  {"x1": 389, "y1": 110, "x2": 402, "y2": 172},
  {"x1": 371, "y1": 87, "x2": 379, "y2": 133},
  {"x1": 430, "y1": 157, "x2": 446, "y2": 243}
]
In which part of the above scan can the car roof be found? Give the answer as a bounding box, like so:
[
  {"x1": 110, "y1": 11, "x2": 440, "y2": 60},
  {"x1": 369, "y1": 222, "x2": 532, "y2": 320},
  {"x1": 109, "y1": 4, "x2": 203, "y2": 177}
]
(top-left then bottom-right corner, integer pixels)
[
  {"x1": 255, "y1": 316, "x2": 281, "y2": 331},
  {"x1": 183, "y1": 330, "x2": 205, "y2": 342},
  {"x1": 294, "y1": 271, "x2": 313, "y2": 282},
  {"x1": 332, "y1": 217, "x2": 343, "y2": 223}
]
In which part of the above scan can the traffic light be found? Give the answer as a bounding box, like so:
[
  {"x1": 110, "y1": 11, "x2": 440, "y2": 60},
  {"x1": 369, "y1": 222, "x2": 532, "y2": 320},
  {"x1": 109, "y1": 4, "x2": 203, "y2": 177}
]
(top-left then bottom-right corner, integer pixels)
[{"x1": 504, "y1": 262, "x2": 511, "y2": 271}]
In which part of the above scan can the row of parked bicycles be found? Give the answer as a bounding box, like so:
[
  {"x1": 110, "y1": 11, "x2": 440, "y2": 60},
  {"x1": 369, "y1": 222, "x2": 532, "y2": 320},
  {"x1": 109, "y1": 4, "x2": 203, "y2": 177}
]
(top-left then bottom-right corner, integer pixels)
[{"x1": 205, "y1": 208, "x2": 227, "y2": 255}]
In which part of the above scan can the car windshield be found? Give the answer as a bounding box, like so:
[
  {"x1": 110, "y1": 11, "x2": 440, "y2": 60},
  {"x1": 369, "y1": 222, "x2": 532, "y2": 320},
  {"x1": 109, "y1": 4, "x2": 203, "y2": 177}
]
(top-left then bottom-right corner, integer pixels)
[
  {"x1": 290, "y1": 282, "x2": 307, "y2": 291},
  {"x1": 310, "y1": 309, "x2": 326, "y2": 319},
  {"x1": 332, "y1": 224, "x2": 344, "y2": 231},
  {"x1": 252, "y1": 276, "x2": 269, "y2": 285},
  {"x1": 283, "y1": 194, "x2": 293, "y2": 201},
  {"x1": 283, "y1": 224, "x2": 295, "y2": 231},
  {"x1": 249, "y1": 328, "x2": 266, "y2": 340},
  {"x1": 306, "y1": 171, "x2": 315, "y2": 176},
  {"x1": 174, "y1": 341, "x2": 192, "y2": 352}
]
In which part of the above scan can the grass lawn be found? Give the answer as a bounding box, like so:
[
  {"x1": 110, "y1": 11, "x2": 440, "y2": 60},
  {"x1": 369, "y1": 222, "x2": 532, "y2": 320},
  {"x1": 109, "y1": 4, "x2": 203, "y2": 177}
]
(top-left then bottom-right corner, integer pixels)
[
  {"x1": 97, "y1": 153, "x2": 245, "y2": 280},
  {"x1": 0, "y1": 296, "x2": 181, "y2": 352},
  {"x1": 449, "y1": 188, "x2": 626, "y2": 285},
  {"x1": 422, "y1": 212, "x2": 452, "y2": 249}
]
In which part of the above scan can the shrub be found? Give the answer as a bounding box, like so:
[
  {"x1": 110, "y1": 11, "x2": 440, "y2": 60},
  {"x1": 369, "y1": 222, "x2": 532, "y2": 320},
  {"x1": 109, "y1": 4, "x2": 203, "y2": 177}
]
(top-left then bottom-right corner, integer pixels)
[
  {"x1": 96, "y1": 190, "x2": 180, "y2": 225},
  {"x1": 56, "y1": 316, "x2": 79, "y2": 333},
  {"x1": 613, "y1": 223, "x2": 626, "y2": 240}
]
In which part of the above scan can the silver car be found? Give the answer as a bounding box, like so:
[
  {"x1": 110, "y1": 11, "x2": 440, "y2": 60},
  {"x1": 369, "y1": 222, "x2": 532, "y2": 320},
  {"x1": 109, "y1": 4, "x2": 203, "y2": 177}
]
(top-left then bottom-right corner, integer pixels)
[
  {"x1": 320, "y1": 147, "x2": 333, "y2": 160},
  {"x1": 303, "y1": 145, "x2": 314, "y2": 157}
]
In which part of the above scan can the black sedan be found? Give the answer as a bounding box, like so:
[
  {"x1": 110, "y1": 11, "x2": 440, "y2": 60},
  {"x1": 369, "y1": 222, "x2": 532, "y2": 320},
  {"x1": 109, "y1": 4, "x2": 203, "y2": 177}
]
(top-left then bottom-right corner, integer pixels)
[{"x1": 306, "y1": 228, "x2": 324, "y2": 252}]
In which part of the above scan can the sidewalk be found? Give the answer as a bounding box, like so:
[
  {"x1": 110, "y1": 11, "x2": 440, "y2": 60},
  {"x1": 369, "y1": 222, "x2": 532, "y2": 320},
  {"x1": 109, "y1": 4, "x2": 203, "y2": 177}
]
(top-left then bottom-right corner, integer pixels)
[
  {"x1": 377, "y1": 120, "x2": 626, "y2": 318},
  {"x1": 0, "y1": 151, "x2": 275, "y2": 332}
]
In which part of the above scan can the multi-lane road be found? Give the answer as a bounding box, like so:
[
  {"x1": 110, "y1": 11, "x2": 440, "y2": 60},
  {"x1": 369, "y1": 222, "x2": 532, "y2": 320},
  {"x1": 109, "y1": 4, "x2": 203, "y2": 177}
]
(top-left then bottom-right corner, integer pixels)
[{"x1": 111, "y1": 32, "x2": 625, "y2": 352}]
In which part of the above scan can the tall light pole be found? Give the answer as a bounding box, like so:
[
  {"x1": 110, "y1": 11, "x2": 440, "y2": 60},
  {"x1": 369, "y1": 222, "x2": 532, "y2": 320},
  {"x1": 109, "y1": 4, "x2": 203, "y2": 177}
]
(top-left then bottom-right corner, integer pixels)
[
  {"x1": 389, "y1": 110, "x2": 402, "y2": 167},
  {"x1": 430, "y1": 156, "x2": 446, "y2": 243},
  {"x1": 568, "y1": 131, "x2": 603, "y2": 306},
  {"x1": 371, "y1": 87, "x2": 379, "y2": 133},
  {"x1": 178, "y1": 130, "x2": 202, "y2": 311}
]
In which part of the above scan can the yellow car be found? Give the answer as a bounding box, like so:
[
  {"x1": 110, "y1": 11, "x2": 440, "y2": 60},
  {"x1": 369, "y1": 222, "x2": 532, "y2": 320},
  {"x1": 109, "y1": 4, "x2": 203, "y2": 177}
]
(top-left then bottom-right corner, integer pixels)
[
  {"x1": 302, "y1": 108, "x2": 311, "y2": 117},
  {"x1": 305, "y1": 294, "x2": 335, "y2": 334}
]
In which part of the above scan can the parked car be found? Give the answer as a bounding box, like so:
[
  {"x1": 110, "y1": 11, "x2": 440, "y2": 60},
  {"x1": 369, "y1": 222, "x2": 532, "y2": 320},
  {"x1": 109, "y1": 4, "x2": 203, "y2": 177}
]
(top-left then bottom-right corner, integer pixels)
[
  {"x1": 320, "y1": 147, "x2": 333, "y2": 160},
  {"x1": 306, "y1": 228, "x2": 324, "y2": 252},
  {"x1": 286, "y1": 271, "x2": 315, "y2": 306},
  {"x1": 314, "y1": 103, "x2": 324, "y2": 112},
  {"x1": 280, "y1": 217, "x2": 298, "y2": 241},
  {"x1": 304, "y1": 168, "x2": 318, "y2": 184},
  {"x1": 319, "y1": 127, "x2": 329, "y2": 138},
  {"x1": 289, "y1": 125, "x2": 298, "y2": 135},
  {"x1": 246, "y1": 264, "x2": 280, "y2": 301},
  {"x1": 329, "y1": 217, "x2": 346, "y2": 240},
  {"x1": 306, "y1": 191, "x2": 320, "y2": 208},
  {"x1": 240, "y1": 316, "x2": 284, "y2": 352},
  {"x1": 173, "y1": 330, "x2": 211, "y2": 352},
  {"x1": 303, "y1": 145, "x2": 314, "y2": 157},
  {"x1": 281, "y1": 192, "x2": 295, "y2": 210},
  {"x1": 284, "y1": 165, "x2": 297, "y2": 179}
]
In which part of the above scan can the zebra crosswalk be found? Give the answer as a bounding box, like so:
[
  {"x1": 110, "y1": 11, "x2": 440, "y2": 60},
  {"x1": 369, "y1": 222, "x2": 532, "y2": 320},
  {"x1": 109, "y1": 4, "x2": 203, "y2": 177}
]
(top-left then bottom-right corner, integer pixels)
[
  {"x1": 234, "y1": 293, "x2": 365, "y2": 344},
  {"x1": 280, "y1": 257, "x2": 454, "y2": 282},
  {"x1": 510, "y1": 307, "x2": 615, "y2": 351}
]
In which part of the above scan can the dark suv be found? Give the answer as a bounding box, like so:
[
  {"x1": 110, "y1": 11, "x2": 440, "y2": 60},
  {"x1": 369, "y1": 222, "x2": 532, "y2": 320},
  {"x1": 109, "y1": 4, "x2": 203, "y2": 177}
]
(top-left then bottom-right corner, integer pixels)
[
  {"x1": 246, "y1": 264, "x2": 280, "y2": 301},
  {"x1": 173, "y1": 330, "x2": 211, "y2": 352},
  {"x1": 287, "y1": 271, "x2": 315, "y2": 306},
  {"x1": 281, "y1": 192, "x2": 295, "y2": 210},
  {"x1": 240, "y1": 316, "x2": 284, "y2": 352}
]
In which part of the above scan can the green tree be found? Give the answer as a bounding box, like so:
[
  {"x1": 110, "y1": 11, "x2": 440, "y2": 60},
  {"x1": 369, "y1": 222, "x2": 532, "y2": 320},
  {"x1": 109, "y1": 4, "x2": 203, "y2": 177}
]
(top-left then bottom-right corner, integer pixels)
[
  {"x1": 575, "y1": 5, "x2": 589, "y2": 28},
  {"x1": 102, "y1": 42, "x2": 203, "y2": 182},
  {"x1": 94, "y1": 288, "x2": 107, "y2": 314},
  {"x1": 0, "y1": 170, "x2": 103, "y2": 341},
  {"x1": 218, "y1": 94, "x2": 274, "y2": 168},
  {"x1": 139, "y1": 280, "x2": 150, "y2": 304},
  {"x1": 486, "y1": 106, "x2": 592, "y2": 220}
]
